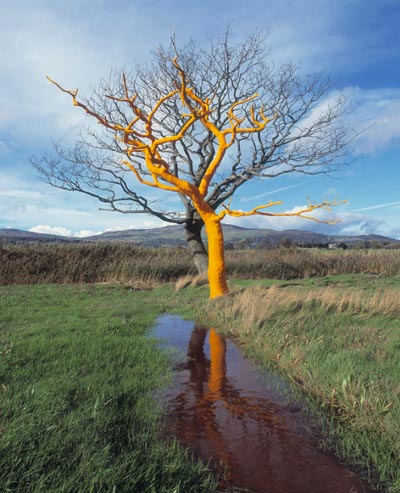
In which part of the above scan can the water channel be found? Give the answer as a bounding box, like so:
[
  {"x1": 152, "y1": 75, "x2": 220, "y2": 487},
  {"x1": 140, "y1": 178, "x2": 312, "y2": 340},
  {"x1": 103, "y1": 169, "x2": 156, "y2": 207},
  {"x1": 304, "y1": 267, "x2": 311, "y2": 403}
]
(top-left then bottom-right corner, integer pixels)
[{"x1": 152, "y1": 314, "x2": 374, "y2": 493}]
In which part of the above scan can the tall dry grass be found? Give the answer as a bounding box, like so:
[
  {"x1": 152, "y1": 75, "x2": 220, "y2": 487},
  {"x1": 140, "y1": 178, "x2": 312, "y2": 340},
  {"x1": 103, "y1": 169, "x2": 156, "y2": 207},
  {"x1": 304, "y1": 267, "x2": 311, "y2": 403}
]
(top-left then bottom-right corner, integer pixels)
[
  {"x1": 226, "y1": 248, "x2": 400, "y2": 278},
  {"x1": 1, "y1": 242, "x2": 400, "y2": 285},
  {"x1": 0, "y1": 243, "x2": 194, "y2": 286},
  {"x1": 212, "y1": 284, "x2": 400, "y2": 334}
]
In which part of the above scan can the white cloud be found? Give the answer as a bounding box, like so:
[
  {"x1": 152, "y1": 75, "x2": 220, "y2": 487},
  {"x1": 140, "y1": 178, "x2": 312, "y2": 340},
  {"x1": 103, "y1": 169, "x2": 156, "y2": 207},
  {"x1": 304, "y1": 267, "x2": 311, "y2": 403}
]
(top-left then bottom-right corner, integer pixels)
[
  {"x1": 29, "y1": 225, "x2": 72, "y2": 237},
  {"x1": 103, "y1": 226, "x2": 125, "y2": 233},
  {"x1": 0, "y1": 189, "x2": 44, "y2": 200},
  {"x1": 26, "y1": 220, "x2": 171, "y2": 238},
  {"x1": 346, "y1": 87, "x2": 400, "y2": 154},
  {"x1": 73, "y1": 230, "x2": 102, "y2": 238},
  {"x1": 282, "y1": 85, "x2": 400, "y2": 158},
  {"x1": 0, "y1": 2, "x2": 160, "y2": 145}
]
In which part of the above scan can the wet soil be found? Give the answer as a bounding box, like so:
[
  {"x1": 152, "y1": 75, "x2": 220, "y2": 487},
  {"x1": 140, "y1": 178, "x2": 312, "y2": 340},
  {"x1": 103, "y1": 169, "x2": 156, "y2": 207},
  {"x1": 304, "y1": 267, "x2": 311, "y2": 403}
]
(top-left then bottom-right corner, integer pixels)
[{"x1": 153, "y1": 314, "x2": 375, "y2": 493}]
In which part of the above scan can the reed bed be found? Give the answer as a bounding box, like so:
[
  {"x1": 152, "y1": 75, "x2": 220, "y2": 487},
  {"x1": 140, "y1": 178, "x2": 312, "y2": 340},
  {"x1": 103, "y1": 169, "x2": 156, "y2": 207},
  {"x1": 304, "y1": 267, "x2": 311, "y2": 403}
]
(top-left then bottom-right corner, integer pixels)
[
  {"x1": 226, "y1": 247, "x2": 400, "y2": 278},
  {"x1": 1, "y1": 242, "x2": 400, "y2": 285},
  {"x1": 0, "y1": 243, "x2": 194, "y2": 286}
]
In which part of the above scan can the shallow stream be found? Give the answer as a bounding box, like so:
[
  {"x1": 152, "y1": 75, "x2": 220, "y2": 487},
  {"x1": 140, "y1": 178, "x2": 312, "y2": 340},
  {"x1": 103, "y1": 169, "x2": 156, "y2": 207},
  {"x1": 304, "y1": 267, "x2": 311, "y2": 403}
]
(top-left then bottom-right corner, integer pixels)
[{"x1": 153, "y1": 314, "x2": 374, "y2": 493}]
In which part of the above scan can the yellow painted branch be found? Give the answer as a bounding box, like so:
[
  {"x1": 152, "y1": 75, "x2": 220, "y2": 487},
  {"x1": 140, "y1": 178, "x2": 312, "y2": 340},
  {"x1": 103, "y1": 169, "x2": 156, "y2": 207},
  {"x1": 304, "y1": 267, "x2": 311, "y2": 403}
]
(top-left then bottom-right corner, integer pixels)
[
  {"x1": 218, "y1": 200, "x2": 347, "y2": 224},
  {"x1": 122, "y1": 159, "x2": 179, "y2": 192},
  {"x1": 148, "y1": 89, "x2": 180, "y2": 121},
  {"x1": 218, "y1": 200, "x2": 284, "y2": 220},
  {"x1": 47, "y1": 76, "x2": 116, "y2": 130},
  {"x1": 198, "y1": 144, "x2": 228, "y2": 197},
  {"x1": 151, "y1": 112, "x2": 197, "y2": 148}
]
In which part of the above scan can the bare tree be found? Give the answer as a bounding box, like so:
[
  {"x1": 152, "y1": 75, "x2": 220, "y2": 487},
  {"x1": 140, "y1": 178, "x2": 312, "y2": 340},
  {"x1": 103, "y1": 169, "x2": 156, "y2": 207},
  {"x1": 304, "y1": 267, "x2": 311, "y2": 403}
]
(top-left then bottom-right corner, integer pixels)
[{"x1": 32, "y1": 30, "x2": 353, "y2": 276}]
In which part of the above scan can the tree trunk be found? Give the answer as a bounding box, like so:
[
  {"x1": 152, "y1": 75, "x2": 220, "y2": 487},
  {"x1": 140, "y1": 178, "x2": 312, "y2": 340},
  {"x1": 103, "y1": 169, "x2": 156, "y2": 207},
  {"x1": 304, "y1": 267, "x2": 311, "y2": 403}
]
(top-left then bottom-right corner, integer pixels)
[
  {"x1": 204, "y1": 217, "x2": 229, "y2": 298},
  {"x1": 184, "y1": 217, "x2": 209, "y2": 276}
]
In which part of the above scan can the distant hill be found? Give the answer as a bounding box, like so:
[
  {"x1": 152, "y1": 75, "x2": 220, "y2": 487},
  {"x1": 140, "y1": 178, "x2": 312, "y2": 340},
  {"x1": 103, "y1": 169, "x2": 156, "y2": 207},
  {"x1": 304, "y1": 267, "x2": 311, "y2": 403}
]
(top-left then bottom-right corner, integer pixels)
[
  {"x1": 0, "y1": 228, "x2": 76, "y2": 243},
  {"x1": 1, "y1": 225, "x2": 398, "y2": 248},
  {"x1": 86, "y1": 225, "x2": 187, "y2": 246},
  {"x1": 80, "y1": 224, "x2": 400, "y2": 247}
]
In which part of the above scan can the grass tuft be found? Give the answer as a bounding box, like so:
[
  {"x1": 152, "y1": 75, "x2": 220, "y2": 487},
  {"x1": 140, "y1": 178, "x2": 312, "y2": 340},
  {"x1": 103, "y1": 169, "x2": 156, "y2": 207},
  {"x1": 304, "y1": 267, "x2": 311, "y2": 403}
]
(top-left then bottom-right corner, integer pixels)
[{"x1": 175, "y1": 274, "x2": 208, "y2": 291}]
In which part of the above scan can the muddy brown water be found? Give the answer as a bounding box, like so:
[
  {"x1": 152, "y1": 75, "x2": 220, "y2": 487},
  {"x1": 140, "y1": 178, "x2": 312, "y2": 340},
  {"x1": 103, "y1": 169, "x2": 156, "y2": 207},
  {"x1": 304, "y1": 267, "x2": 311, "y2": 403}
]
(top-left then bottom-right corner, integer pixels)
[{"x1": 153, "y1": 314, "x2": 375, "y2": 493}]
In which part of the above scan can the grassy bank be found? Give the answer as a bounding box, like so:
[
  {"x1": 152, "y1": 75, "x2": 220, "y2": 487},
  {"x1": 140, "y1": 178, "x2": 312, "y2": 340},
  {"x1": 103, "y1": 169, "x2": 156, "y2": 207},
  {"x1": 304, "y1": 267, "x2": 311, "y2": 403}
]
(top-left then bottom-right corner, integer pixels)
[
  {"x1": 0, "y1": 284, "x2": 217, "y2": 493},
  {"x1": 191, "y1": 275, "x2": 400, "y2": 492},
  {"x1": 1, "y1": 242, "x2": 400, "y2": 285}
]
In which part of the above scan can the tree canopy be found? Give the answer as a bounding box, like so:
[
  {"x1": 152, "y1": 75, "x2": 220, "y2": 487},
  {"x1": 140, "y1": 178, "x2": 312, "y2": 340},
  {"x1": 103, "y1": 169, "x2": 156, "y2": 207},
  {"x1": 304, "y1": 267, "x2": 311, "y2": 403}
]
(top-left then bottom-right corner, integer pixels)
[{"x1": 33, "y1": 31, "x2": 352, "y2": 296}]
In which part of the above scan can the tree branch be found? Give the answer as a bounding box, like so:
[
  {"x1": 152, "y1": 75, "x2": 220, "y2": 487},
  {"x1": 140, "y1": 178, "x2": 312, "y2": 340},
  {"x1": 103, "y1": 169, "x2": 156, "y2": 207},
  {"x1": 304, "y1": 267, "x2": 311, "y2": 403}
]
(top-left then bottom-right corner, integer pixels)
[{"x1": 218, "y1": 199, "x2": 348, "y2": 223}]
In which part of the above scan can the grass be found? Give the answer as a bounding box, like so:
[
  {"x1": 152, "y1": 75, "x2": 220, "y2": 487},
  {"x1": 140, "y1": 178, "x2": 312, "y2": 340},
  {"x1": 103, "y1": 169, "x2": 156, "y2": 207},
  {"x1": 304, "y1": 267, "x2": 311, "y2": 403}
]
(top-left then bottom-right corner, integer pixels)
[
  {"x1": 1, "y1": 273, "x2": 400, "y2": 491},
  {"x1": 193, "y1": 275, "x2": 400, "y2": 492},
  {"x1": 0, "y1": 284, "x2": 217, "y2": 493}
]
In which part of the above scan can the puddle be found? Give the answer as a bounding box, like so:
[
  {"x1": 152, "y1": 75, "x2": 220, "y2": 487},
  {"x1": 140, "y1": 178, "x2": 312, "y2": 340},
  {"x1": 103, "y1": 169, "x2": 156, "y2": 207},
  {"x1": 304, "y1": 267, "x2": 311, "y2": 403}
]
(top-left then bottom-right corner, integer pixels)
[{"x1": 153, "y1": 314, "x2": 374, "y2": 493}]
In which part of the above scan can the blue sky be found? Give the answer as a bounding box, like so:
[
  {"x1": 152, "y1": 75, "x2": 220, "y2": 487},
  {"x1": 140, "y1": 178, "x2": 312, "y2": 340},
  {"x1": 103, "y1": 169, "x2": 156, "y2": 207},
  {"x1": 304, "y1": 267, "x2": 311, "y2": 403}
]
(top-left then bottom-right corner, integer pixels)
[{"x1": 0, "y1": 0, "x2": 399, "y2": 238}]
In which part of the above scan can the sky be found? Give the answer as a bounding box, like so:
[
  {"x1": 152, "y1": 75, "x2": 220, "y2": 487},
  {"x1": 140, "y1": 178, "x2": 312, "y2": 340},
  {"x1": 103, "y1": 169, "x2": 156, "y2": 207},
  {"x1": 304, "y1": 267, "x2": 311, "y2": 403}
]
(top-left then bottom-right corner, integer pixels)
[{"x1": 0, "y1": 0, "x2": 399, "y2": 238}]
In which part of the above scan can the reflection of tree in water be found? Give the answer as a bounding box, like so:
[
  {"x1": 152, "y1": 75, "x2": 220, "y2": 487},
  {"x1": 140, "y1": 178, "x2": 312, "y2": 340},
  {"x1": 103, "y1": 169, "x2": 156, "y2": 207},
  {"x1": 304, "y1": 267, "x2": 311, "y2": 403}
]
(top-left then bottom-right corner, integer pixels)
[
  {"x1": 168, "y1": 325, "x2": 289, "y2": 488},
  {"x1": 166, "y1": 325, "x2": 372, "y2": 493}
]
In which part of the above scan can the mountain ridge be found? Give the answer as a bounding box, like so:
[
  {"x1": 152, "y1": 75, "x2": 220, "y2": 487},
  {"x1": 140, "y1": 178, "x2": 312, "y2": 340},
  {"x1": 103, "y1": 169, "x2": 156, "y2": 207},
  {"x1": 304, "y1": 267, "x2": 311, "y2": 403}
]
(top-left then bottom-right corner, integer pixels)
[{"x1": 1, "y1": 225, "x2": 398, "y2": 247}]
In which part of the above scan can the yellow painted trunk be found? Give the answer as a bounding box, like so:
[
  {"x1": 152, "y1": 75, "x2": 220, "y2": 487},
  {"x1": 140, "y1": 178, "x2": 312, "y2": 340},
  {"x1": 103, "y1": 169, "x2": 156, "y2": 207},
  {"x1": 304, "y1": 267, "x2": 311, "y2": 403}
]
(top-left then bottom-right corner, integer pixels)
[{"x1": 204, "y1": 218, "x2": 229, "y2": 298}]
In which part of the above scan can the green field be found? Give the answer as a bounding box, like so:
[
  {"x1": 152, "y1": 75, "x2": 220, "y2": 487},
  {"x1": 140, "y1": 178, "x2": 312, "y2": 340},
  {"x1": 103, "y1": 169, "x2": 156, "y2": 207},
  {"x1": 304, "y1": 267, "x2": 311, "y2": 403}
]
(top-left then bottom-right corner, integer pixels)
[
  {"x1": 0, "y1": 285, "x2": 217, "y2": 493},
  {"x1": 1, "y1": 273, "x2": 399, "y2": 491}
]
